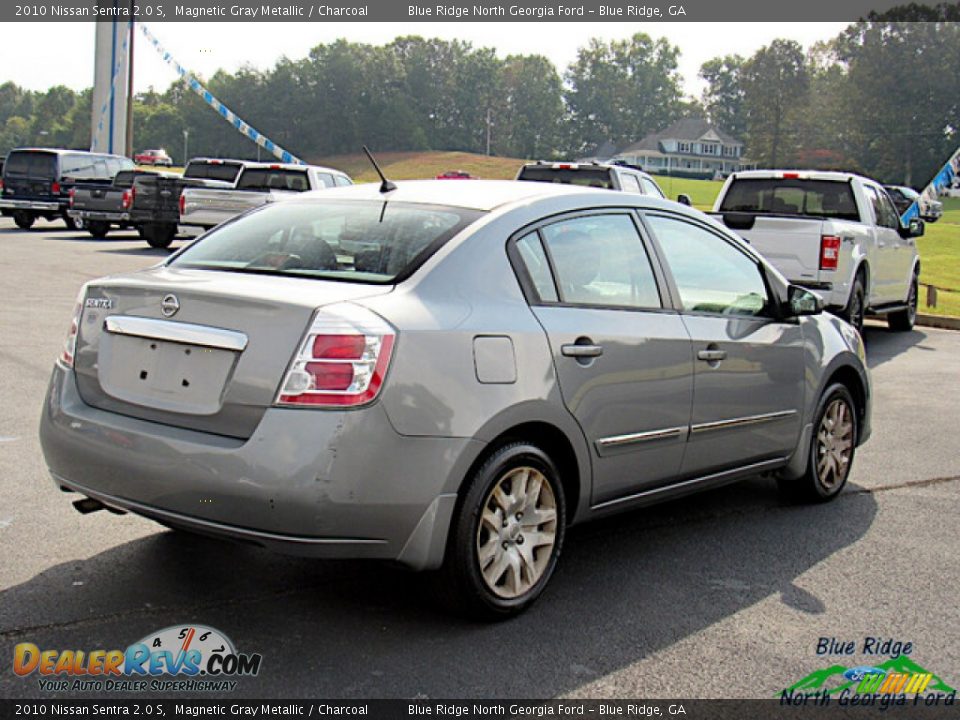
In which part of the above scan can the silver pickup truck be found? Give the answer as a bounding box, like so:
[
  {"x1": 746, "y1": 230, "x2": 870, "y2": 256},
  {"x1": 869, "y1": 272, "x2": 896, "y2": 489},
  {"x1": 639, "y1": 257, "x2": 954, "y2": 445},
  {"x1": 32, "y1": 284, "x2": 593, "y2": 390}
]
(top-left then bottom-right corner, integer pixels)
[
  {"x1": 711, "y1": 170, "x2": 923, "y2": 332},
  {"x1": 180, "y1": 162, "x2": 352, "y2": 230}
]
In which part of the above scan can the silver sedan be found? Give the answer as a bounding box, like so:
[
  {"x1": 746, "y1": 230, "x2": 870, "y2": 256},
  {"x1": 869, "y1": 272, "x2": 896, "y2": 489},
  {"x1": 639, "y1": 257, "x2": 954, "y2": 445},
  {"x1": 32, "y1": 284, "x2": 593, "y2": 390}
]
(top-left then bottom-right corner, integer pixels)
[{"x1": 40, "y1": 180, "x2": 871, "y2": 618}]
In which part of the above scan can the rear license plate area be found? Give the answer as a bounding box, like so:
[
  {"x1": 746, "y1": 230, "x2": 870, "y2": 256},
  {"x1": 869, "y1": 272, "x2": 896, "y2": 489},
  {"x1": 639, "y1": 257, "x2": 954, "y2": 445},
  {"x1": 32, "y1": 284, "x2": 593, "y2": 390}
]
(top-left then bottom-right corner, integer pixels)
[{"x1": 98, "y1": 334, "x2": 237, "y2": 415}]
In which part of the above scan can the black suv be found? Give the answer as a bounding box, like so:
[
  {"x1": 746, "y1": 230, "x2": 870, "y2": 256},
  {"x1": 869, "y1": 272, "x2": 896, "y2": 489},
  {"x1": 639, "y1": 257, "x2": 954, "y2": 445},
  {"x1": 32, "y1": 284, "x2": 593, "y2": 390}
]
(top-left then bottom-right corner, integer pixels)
[{"x1": 0, "y1": 148, "x2": 134, "y2": 230}]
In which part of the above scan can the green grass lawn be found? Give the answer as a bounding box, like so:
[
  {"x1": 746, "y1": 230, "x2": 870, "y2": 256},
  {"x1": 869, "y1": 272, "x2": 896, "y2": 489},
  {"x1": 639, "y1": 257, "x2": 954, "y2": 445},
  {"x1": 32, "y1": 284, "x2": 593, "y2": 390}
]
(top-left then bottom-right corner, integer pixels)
[
  {"x1": 651, "y1": 175, "x2": 724, "y2": 210},
  {"x1": 917, "y1": 218, "x2": 960, "y2": 317},
  {"x1": 940, "y1": 196, "x2": 960, "y2": 224}
]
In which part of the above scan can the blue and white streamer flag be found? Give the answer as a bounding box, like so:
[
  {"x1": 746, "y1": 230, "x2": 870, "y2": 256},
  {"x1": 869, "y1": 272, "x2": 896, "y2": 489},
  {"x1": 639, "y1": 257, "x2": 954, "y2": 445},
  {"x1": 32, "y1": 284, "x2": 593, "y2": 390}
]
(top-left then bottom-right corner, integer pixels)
[
  {"x1": 139, "y1": 23, "x2": 304, "y2": 165},
  {"x1": 91, "y1": 25, "x2": 130, "y2": 153},
  {"x1": 901, "y1": 146, "x2": 960, "y2": 223}
]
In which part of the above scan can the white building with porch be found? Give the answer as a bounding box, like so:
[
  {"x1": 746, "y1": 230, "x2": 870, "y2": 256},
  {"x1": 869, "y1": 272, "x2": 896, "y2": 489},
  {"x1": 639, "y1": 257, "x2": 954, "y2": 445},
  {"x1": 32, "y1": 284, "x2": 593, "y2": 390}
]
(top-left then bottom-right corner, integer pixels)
[{"x1": 612, "y1": 118, "x2": 753, "y2": 178}]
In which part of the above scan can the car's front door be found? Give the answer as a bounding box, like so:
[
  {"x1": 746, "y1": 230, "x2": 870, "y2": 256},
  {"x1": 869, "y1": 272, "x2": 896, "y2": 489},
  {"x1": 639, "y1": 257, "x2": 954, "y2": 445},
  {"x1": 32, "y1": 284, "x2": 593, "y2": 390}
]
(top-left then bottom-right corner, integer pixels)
[
  {"x1": 642, "y1": 213, "x2": 805, "y2": 478},
  {"x1": 512, "y1": 212, "x2": 694, "y2": 507},
  {"x1": 864, "y1": 184, "x2": 907, "y2": 304}
]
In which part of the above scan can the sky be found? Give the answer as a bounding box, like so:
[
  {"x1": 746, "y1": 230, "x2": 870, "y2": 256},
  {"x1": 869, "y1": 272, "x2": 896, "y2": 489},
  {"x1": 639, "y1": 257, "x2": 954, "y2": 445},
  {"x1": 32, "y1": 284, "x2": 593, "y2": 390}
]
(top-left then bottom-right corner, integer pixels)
[{"x1": 1, "y1": 22, "x2": 849, "y2": 98}]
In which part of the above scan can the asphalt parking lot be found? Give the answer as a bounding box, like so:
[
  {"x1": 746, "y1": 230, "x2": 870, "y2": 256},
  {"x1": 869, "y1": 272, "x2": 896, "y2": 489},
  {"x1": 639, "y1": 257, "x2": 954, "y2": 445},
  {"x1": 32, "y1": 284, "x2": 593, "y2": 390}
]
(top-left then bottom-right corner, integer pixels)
[{"x1": 1, "y1": 217, "x2": 958, "y2": 700}]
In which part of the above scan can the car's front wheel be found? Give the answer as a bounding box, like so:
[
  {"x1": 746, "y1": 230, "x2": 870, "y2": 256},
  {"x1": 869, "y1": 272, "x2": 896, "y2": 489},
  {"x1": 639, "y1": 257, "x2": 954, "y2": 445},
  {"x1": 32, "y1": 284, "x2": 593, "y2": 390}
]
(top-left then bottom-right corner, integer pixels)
[
  {"x1": 441, "y1": 442, "x2": 566, "y2": 619},
  {"x1": 779, "y1": 383, "x2": 858, "y2": 503}
]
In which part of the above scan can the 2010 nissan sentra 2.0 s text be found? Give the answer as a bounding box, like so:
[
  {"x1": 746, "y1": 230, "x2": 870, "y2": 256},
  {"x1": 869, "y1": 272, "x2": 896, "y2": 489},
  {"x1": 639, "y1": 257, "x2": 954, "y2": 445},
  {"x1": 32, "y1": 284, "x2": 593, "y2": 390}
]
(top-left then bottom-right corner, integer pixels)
[{"x1": 40, "y1": 179, "x2": 872, "y2": 619}]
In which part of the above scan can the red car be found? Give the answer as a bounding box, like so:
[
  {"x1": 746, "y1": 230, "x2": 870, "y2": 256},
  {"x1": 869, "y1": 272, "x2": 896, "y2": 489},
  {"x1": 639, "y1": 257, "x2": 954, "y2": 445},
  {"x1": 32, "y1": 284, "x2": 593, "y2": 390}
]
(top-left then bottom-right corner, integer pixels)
[
  {"x1": 134, "y1": 149, "x2": 173, "y2": 167},
  {"x1": 436, "y1": 170, "x2": 476, "y2": 180}
]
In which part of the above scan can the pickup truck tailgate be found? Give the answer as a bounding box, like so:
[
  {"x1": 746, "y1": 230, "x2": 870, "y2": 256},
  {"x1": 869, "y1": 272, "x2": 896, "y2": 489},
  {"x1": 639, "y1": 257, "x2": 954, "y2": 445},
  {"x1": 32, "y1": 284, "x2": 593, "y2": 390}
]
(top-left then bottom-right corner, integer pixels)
[
  {"x1": 181, "y1": 188, "x2": 267, "y2": 227},
  {"x1": 721, "y1": 215, "x2": 826, "y2": 284}
]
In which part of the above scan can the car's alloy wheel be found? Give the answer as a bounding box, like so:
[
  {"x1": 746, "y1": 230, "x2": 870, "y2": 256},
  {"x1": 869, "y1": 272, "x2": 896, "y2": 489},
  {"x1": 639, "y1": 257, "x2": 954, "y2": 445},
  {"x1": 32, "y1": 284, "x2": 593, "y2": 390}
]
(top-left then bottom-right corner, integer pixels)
[
  {"x1": 887, "y1": 274, "x2": 918, "y2": 332},
  {"x1": 441, "y1": 442, "x2": 566, "y2": 619},
  {"x1": 778, "y1": 383, "x2": 858, "y2": 503},
  {"x1": 814, "y1": 397, "x2": 854, "y2": 493},
  {"x1": 476, "y1": 465, "x2": 558, "y2": 599}
]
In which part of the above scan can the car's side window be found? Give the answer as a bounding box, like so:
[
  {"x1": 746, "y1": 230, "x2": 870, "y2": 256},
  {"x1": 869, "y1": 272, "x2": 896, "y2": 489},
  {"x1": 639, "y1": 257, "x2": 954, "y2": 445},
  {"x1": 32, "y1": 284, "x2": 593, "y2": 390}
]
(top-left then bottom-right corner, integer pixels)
[
  {"x1": 866, "y1": 186, "x2": 899, "y2": 229},
  {"x1": 640, "y1": 177, "x2": 664, "y2": 198},
  {"x1": 515, "y1": 232, "x2": 559, "y2": 303},
  {"x1": 539, "y1": 214, "x2": 662, "y2": 309},
  {"x1": 646, "y1": 215, "x2": 770, "y2": 317},
  {"x1": 620, "y1": 174, "x2": 642, "y2": 194}
]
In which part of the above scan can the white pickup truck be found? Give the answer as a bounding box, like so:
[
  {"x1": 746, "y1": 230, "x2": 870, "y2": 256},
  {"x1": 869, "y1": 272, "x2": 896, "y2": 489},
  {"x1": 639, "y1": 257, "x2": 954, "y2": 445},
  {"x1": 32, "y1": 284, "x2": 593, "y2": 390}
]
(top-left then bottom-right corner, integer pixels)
[
  {"x1": 179, "y1": 162, "x2": 352, "y2": 230},
  {"x1": 711, "y1": 170, "x2": 923, "y2": 332}
]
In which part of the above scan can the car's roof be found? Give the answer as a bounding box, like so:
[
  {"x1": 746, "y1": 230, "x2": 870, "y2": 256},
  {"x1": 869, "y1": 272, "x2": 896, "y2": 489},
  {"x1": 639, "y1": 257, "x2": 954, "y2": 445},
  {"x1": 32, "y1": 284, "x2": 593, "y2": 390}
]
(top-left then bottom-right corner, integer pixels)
[
  {"x1": 8, "y1": 147, "x2": 127, "y2": 158},
  {"x1": 731, "y1": 169, "x2": 874, "y2": 183},
  {"x1": 294, "y1": 179, "x2": 618, "y2": 211},
  {"x1": 240, "y1": 161, "x2": 344, "y2": 173}
]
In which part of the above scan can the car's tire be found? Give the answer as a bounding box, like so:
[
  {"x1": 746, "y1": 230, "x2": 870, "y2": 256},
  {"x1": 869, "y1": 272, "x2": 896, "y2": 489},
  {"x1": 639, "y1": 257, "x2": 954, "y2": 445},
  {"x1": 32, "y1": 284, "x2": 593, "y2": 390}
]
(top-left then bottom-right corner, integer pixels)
[
  {"x1": 12, "y1": 211, "x2": 35, "y2": 230},
  {"x1": 440, "y1": 442, "x2": 566, "y2": 620},
  {"x1": 778, "y1": 383, "x2": 858, "y2": 504},
  {"x1": 87, "y1": 221, "x2": 110, "y2": 239},
  {"x1": 887, "y1": 273, "x2": 918, "y2": 332},
  {"x1": 842, "y1": 273, "x2": 866, "y2": 333},
  {"x1": 144, "y1": 223, "x2": 177, "y2": 249},
  {"x1": 63, "y1": 214, "x2": 80, "y2": 231}
]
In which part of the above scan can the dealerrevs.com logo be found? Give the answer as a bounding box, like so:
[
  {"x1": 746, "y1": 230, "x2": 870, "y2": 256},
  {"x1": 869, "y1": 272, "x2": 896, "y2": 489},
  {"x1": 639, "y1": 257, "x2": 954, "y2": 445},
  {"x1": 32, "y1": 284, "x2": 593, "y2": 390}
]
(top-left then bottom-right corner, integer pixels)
[{"x1": 13, "y1": 625, "x2": 262, "y2": 693}]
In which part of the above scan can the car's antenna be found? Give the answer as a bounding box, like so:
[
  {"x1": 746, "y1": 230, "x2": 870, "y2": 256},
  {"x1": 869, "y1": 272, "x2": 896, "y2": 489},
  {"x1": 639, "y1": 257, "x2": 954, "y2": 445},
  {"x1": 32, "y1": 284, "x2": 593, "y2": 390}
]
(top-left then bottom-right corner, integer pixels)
[{"x1": 363, "y1": 146, "x2": 396, "y2": 193}]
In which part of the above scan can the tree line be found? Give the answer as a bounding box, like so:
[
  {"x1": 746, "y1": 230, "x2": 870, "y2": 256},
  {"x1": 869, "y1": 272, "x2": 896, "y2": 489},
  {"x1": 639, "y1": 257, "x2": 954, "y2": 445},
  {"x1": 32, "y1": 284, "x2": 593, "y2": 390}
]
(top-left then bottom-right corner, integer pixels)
[{"x1": 1, "y1": 6, "x2": 958, "y2": 187}]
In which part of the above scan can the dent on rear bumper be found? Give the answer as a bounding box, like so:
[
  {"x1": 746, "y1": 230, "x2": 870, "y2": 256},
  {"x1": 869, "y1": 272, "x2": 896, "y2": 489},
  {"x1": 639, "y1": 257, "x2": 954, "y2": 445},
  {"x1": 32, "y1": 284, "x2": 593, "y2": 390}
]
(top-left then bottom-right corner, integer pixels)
[{"x1": 40, "y1": 365, "x2": 482, "y2": 569}]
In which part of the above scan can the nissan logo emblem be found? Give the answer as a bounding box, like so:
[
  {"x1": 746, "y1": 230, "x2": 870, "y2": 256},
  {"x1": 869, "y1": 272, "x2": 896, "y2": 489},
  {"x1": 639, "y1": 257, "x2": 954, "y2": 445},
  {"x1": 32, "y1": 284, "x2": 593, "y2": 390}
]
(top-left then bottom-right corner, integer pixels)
[{"x1": 160, "y1": 294, "x2": 180, "y2": 318}]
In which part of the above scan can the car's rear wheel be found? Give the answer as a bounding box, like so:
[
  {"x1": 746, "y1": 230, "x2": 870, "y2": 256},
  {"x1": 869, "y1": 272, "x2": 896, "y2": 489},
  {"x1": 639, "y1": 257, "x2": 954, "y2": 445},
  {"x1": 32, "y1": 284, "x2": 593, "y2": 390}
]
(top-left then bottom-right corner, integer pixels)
[
  {"x1": 13, "y1": 211, "x2": 34, "y2": 230},
  {"x1": 441, "y1": 442, "x2": 566, "y2": 619},
  {"x1": 887, "y1": 273, "x2": 918, "y2": 332},
  {"x1": 842, "y1": 274, "x2": 865, "y2": 333},
  {"x1": 779, "y1": 383, "x2": 858, "y2": 503},
  {"x1": 63, "y1": 214, "x2": 79, "y2": 231},
  {"x1": 144, "y1": 223, "x2": 177, "y2": 249},
  {"x1": 87, "y1": 221, "x2": 110, "y2": 239}
]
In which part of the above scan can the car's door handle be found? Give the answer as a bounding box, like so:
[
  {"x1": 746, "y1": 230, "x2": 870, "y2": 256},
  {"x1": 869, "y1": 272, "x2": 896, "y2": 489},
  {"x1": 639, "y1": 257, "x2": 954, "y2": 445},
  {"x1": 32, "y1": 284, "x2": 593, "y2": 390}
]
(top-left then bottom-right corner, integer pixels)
[
  {"x1": 697, "y1": 349, "x2": 727, "y2": 362},
  {"x1": 562, "y1": 343, "x2": 603, "y2": 358}
]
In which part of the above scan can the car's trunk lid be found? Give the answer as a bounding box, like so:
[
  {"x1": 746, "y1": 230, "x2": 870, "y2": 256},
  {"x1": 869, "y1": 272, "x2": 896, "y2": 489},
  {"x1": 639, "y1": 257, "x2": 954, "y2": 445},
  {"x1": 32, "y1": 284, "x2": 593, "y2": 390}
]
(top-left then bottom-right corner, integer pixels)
[{"x1": 74, "y1": 266, "x2": 393, "y2": 438}]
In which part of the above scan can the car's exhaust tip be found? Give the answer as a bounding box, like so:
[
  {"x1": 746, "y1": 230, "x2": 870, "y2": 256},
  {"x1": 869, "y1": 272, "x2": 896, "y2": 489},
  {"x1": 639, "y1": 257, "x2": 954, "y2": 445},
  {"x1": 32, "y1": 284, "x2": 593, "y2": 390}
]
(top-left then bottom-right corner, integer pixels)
[{"x1": 72, "y1": 497, "x2": 126, "y2": 515}]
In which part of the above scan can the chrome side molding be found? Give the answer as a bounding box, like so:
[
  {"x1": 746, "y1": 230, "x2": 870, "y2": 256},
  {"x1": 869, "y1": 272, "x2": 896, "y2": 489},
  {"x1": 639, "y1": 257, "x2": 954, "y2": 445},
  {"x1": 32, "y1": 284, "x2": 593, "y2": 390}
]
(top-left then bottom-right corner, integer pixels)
[
  {"x1": 690, "y1": 409, "x2": 797, "y2": 435},
  {"x1": 596, "y1": 426, "x2": 687, "y2": 453},
  {"x1": 104, "y1": 316, "x2": 248, "y2": 352}
]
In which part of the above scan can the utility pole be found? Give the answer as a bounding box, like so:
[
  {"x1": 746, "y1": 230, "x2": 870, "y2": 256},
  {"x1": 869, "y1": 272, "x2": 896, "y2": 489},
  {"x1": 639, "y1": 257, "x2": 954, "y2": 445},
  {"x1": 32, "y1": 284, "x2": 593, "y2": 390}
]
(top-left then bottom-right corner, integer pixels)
[{"x1": 124, "y1": 13, "x2": 135, "y2": 158}]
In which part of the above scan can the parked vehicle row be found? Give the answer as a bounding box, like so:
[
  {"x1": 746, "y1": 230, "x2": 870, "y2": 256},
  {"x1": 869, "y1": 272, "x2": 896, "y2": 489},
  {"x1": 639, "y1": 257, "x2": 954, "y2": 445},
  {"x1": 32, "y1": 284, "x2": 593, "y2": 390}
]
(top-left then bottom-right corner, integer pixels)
[
  {"x1": 0, "y1": 148, "x2": 135, "y2": 230},
  {"x1": 711, "y1": 170, "x2": 922, "y2": 333},
  {"x1": 40, "y1": 179, "x2": 872, "y2": 618}
]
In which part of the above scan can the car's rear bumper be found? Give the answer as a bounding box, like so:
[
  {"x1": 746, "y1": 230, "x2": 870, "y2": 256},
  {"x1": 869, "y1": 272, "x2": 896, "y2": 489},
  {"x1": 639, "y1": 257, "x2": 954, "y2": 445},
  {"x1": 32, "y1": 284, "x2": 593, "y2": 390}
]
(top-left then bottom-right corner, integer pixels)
[
  {"x1": 40, "y1": 364, "x2": 483, "y2": 569},
  {"x1": 0, "y1": 199, "x2": 62, "y2": 212},
  {"x1": 69, "y1": 210, "x2": 130, "y2": 223}
]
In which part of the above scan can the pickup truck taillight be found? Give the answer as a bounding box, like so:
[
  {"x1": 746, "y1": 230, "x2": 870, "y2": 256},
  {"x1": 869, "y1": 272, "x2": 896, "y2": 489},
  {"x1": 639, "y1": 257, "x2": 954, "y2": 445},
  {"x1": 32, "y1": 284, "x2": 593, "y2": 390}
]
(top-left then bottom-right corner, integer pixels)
[
  {"x1": 276, "y1": 303, "x2": 395, "y2": 408},
  {"x1": 59, "y1": 286, "x2": 87, "y2": 369},
  {"x1": 51, "y1": 181, "x2": 61, "y2": 195},
  {"x1": 178, "y1": 192, "x2": 186, "y2": 217},
  {"x1": 68, "y1": 188, "x2": 76, "y2": 208},
  {"x1": 121, "y1": 187, "x2": 135, "y2": 210},
  {"x1": 820, "y1": 235, "x2": 841, "y2": 271}
]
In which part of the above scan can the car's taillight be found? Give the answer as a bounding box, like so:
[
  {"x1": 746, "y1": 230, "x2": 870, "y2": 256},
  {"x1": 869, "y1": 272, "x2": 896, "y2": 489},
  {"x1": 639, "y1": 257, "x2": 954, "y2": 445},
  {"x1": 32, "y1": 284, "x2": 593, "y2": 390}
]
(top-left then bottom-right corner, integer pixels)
[
  {"x1": 0, "y1": 178, "x2": 5, "y2": 192},
  {"x1": 276, "y1": 303, "x2": 395, "y2": 408},
  {"x1": 59, "y1": 286, "x2": 87, "y2": 368},
  {"x1": 820, "y1": 235, "x2": 841, "y2": 271},
  {"x1": 51, "y1": 181, "x2": 61, "y2": 194},
  {"x1": 121, "y1": 187, "x2": 135, "y2": 210},
  {"x1": 178, "y1": 192, "x2": 186, "y2": 216},
  {"x1": 68, "y1": 188, "x2": 76, "y2": 208}
]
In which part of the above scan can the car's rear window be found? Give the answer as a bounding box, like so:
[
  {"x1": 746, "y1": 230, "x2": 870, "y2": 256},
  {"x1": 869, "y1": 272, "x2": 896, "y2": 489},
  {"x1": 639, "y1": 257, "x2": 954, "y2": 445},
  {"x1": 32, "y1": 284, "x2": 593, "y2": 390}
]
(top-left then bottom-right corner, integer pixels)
[
  {"x1": 517, "y1": 166, "x2": 614, "y2": 189},
  {"x1": 183, "y1": 162, "x2": 243, "y2": 183},
  {"x1": 236, "y1": 168, "x2": 310, "y2": 192},
  {"x1": 719, "y1": 178, "x2": 860, "y2": 221},
  {"x1": 5, "y1": 151, "x2": 57, "y2": 178},
  {"x1": 170, "y1": 200, "x2": 484, "y2": 284}
]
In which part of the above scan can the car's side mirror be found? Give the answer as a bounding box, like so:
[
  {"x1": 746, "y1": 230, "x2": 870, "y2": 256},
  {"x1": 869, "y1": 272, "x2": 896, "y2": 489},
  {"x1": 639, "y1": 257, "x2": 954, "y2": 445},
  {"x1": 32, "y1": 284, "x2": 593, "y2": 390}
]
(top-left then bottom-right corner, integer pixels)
[
  {"x1": 786, "y1": 285, "x2": 823, "y2": 317},
  {"x1": 899, "y1": 217, "x2": 924, "y2": 238},
  {"x1": 677, "y1": 193, "x2": 692, "y2": 206}
]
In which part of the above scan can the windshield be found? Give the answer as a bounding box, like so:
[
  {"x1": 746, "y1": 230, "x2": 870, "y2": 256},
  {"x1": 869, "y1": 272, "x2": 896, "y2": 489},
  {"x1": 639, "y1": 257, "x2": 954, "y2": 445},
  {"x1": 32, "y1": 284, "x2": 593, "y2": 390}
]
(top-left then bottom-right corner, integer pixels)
[
  {"x1": 236, "y1": 168, "x2": 310, "y2": 192},
  {"x1": 719, "y1": 178, "x2": 860, "y2": 221},
  {"x1": 183, "y1": 161, "x2": 243, "y2": 183},
  {"x1": 5, "y1": 151, "x2": 57, "y2": 178},
  {"x1": 171, "y1": 200, "x2": 484, "y2": 284},
  {"x1": 517, "y1": 166, "x2": 614, "y2": 189}
]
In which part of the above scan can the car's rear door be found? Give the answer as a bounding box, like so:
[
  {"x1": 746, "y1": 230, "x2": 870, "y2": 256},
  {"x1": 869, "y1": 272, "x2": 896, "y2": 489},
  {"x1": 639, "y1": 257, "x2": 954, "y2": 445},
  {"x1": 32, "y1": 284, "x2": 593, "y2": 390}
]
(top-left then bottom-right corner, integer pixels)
[
  {"x1": 511, "y1": 211, "x2": 694, "y2": 507},
  {"x1": 642, "y1": 212, "x2": 804, "y2": 478}
]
